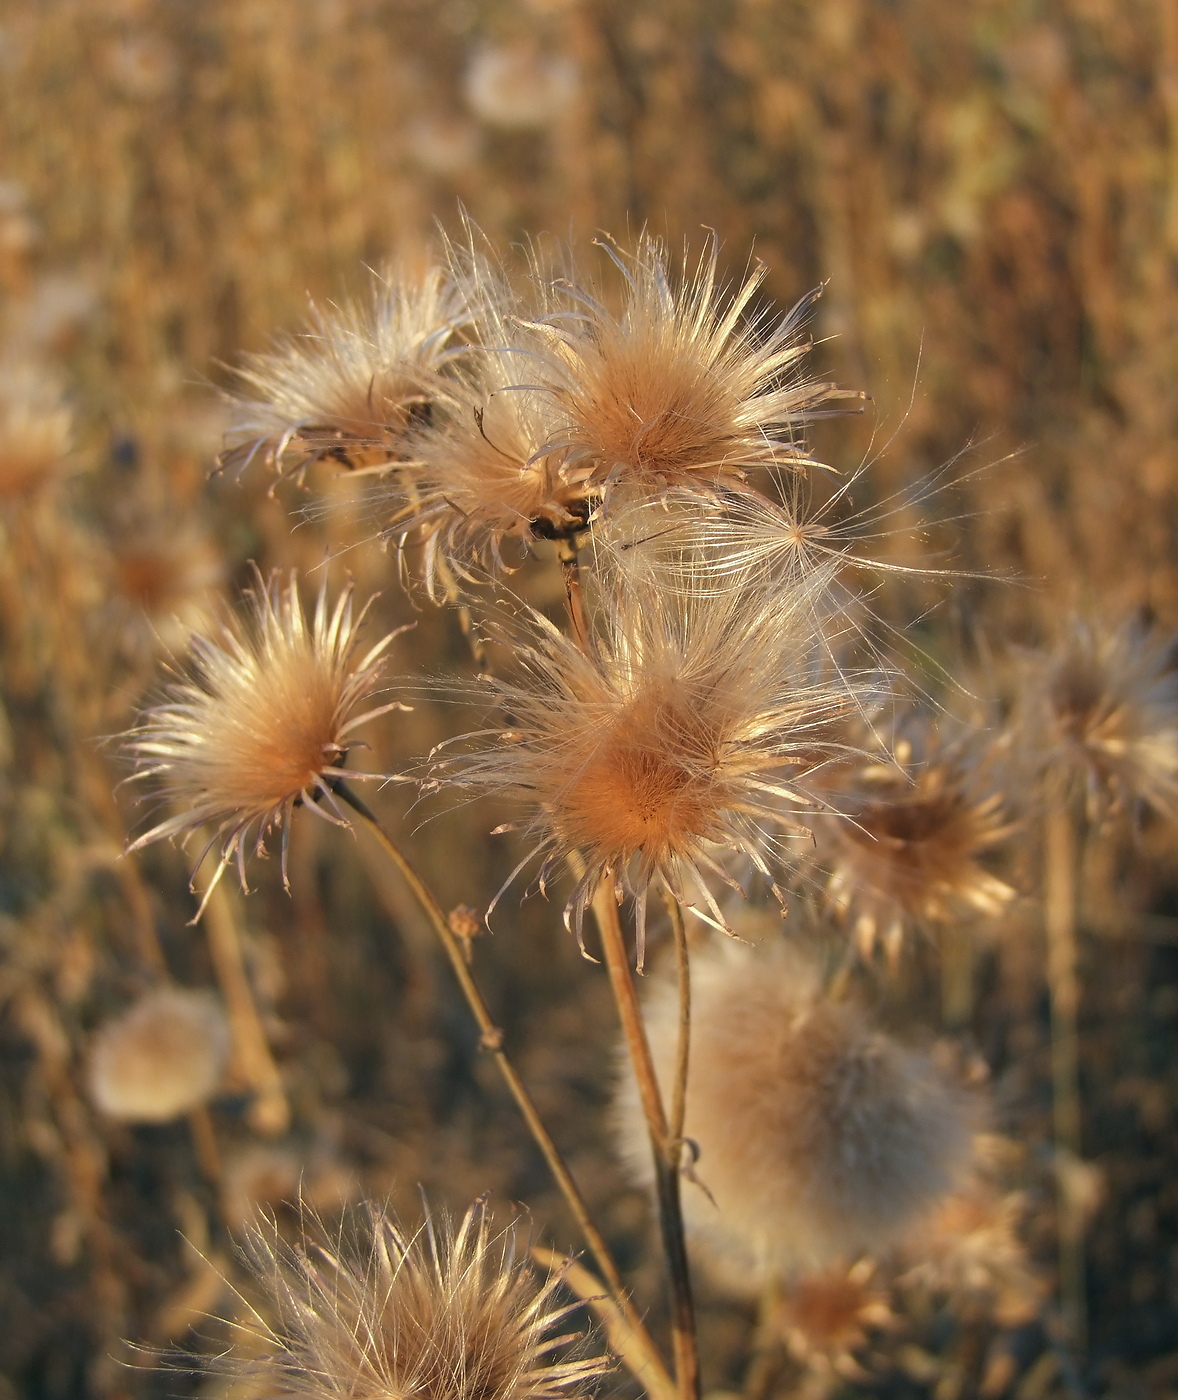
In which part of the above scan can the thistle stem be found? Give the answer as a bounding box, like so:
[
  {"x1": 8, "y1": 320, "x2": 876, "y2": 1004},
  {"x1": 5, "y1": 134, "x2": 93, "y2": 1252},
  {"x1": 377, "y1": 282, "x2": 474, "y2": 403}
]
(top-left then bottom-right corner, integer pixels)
[
  {"x1": 334, "y1": 783, "x2": 671, "y2": 1399},
  {"x1": 1044, "y1": 785, "x2": 1086, "y2": 1351},
  {"x1": 592, "y1": 875, "x2": 701, "y2": 1400},
  {"x1": 663, "y1": 890, "x2": 691, "y2": 1150}
]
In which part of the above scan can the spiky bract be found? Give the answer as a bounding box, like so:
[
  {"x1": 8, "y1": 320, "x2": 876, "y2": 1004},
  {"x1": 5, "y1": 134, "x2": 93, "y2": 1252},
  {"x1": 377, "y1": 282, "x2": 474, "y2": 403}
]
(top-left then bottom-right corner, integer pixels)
[
  {"x1": 220, "y1": 267, "x2": 468, "y2": 480},
  {"x1": 426, "y1": 545, "x2": 863, "y2": 963},
  {"x1": 614, "y1": 941, "x2": 973, "y2": 1283},
  {"x1": 230, "y1": 1201, "x2": 608, "y2": 1400},
  {"x1": 122, "y1": 568, "x2": 402, "y2": 913}
]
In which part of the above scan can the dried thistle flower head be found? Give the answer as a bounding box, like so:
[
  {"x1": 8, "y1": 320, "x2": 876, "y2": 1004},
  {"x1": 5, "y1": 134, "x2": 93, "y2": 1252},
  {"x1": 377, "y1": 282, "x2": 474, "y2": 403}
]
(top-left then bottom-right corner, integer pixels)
[
  {"x1": 1021, "y1": 616, "x2": 1178, "y2": 820},
  {"x1": 89, "y1": 987, "x2": 229, "y2": 1122},
  {"x1": 777, "y1": 1260, "x2": 896, "y2": 1382},
  {"x1": 0, "y1": 359, "x2": 72, "y2": 500},
  {"x1": 122, "y1": 568, "x2": 404, "y2": 915},
  {"x1": 427, "y1": 546, "x2": 862, "y2": 964},
  {"x1": 817, "y1": 714, "x2": 1016, "y2": 961},
  {"x1": 381, "y1": 245, "x2": 583, "y2": 593},
  {"x1": 226, "y1": 1200, "x2": 609, "y2": 1400},
  {"x1": 614, "y1": 941, "x2": 974, "y2": 1284},
  {"x1": 220, "y1": 266, "x2": 468, "y2": 481},
  {"x1": 530, "y1": 235, "x2": 858, "y2": 495}
]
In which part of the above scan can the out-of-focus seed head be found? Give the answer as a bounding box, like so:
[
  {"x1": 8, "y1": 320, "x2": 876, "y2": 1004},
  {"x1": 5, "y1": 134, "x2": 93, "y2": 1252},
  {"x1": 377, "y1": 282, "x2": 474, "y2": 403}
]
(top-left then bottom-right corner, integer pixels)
[
  {"x1": 777, "y1": 1260, "x2": 896, "y2": 1381},
  {"x1": 0, "y1": 358, "x2": 72, "y2": 501},
  {"x1": 1020, "y1": 617, "x2": 1178, "y2": 821},
  {"x1": 426, "y1": 542, "x2": 864, "y2": 965},
  {"x1": 121, "y1": 568, "x2": 404, "y2": 916},
  {"x1": 613, "y1": 941, "x2": 975, "y2": 1284},
  {"x1": 220, "y1": 267, "x2": 469, "y2": 481},
  {"x1": 223, "y1": 1200, "x2": 610, "y2": 1400},
  {"x1": 816, "y1": 715, "x2": 1016, "y2": 962},
  {"x1": 89, "y1": 987, "x2": 229, "y2": 1123}
]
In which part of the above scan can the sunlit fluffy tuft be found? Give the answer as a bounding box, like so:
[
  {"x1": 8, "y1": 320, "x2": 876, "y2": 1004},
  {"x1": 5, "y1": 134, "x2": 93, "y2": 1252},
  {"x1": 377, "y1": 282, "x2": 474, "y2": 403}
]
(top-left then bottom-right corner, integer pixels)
[
  {"x1": 223, "y1": 1200, "x2": 609, "y2": 1400},
  {"x1": 613, "y1": 941, "x2": 974, "y2": 1283},
  {"x1": 89, "y1": 987, "x2": 229, "y2": 1123},
  {"x1": 530, "y1": 235, "x2": 858, "y2": 492},
  {"x1": 122, "y1": 568, "x2": 402, "y2": 913},
  {"x1": 426, "y1": 543, "x2": 863, "y2": 963},
  {"x1": 220, "y1": 267, "x2": 468, "y2": 480}
]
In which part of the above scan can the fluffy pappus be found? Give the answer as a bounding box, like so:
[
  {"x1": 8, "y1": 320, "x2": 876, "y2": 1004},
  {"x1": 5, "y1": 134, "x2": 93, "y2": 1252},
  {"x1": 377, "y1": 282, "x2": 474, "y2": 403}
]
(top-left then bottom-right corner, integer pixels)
[
  {"x1": 120, "y1": 567, "x2": 406, "y2": 916},
  {"x1": 613, "y1": 941, "x2": 974, "y2": 1284},
  {"x1": 89, "y1": 987, "x2": 229, "y2": 1123},
  {"x1": 223, "y1": 1200, "x2": 610, "y2": 1400},
  {"x1": 219, "y1": 266, "x2": 469, "y2": 481},
  {"x1": 425, "y1": 544, "x2": 864, "y2": 965},
  {"x1": 528, "y1": 235, "x2": 859, "y2": 495}
]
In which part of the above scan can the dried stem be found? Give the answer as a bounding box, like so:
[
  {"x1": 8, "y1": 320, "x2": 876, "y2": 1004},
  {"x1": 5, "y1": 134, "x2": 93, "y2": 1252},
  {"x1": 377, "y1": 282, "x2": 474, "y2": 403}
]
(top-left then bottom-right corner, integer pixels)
[
  {"x1": 592, "y1": 875, "x2": 701, "y2": 1400},
  {"x1": 662, "y1": 889, "x2": 691, "y2": 1150},
  {"x1": 194, "y1": 867, "x2": 290, "y2": 1138},
  {"x1": 1044, "y1": 784, "x2": 1086, "y2": 1350},
  {"x1": 531, "y1": 1247, "x2": 677, "y2": 1400},
  {"x1": 334, "y1": 782, "x2": 672, "y2": 1399}
]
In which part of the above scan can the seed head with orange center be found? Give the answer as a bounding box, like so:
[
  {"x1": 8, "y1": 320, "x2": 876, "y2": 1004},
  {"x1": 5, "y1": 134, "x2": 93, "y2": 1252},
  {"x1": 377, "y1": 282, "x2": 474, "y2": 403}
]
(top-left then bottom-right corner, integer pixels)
[
  {"x1": 426, "y1": 545, "x2": 863, "y2": 964},
  {"x1": 527, "y1": 234, "x2": 860, "y2": 496},
  {"x1": 122, "y1": 568, "x2": 405, "y2": 916},
  {"x1": 817, "y1": 716, "x2": 1016, "y2": 961}
]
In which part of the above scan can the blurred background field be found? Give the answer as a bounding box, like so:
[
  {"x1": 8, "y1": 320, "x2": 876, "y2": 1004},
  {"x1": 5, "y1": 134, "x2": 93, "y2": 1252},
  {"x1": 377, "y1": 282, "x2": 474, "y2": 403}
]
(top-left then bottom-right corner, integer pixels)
[{"x1": 2, "y1": 1, "x2": 1178, "y2": 1397}]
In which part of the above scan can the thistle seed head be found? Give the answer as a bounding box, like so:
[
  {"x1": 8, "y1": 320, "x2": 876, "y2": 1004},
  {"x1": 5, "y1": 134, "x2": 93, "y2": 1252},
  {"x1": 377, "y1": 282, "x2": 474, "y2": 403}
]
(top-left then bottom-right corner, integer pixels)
[
  {"x1": 613, "y1": 941, "x2": 974, "y2": 1283},
  {"x1": 223, "y1": 1200, "x2": 610, "y2": 1400},
  {"x1": 121, "y1": 568, "x2": 404, "y2": 915}
]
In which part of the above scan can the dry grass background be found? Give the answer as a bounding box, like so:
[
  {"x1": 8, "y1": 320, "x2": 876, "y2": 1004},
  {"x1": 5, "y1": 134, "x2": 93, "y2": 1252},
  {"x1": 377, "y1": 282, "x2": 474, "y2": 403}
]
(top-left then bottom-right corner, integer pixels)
[{"x1": 2, "y1": 1, "x2": 1178, "y2": 1397}]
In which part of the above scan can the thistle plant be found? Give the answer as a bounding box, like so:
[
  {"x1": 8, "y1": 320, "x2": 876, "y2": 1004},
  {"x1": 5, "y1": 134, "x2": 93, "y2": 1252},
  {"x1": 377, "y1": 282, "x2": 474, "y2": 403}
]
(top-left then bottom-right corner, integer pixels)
[{"x1": 116, "y1": 229, "x2": 1055, "y2": 1400}]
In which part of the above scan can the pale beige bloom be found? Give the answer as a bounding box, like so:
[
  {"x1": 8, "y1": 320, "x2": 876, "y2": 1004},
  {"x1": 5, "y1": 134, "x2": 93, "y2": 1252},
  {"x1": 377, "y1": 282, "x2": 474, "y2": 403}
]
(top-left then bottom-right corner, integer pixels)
[
  {"x1": 614, "y1": 941, "x2": 974, "y2": 1283},
  {"x1": 89, "y1": 988, "x2": 229, "y2": 1123},
  {"x1": 220, "y1": 267, "x2": 469, "y2": 481},
  {"x1": 122, "y1": 569, "x2": 404, "y2": 914},
  {"x1": 225, "y1": 1201, "x2": 609, "y2": 1400}
]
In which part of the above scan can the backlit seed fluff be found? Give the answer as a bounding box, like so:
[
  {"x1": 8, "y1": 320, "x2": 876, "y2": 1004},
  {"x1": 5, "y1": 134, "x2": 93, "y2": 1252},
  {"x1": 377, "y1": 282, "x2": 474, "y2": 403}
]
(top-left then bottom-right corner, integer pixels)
[
  {"x1": 426, "y1": 545, "x2": 862, "y2": 964},
  {"x1": 528, "y1": 235, "x2": 859, "y2": 493},
  {"x1": 219, "y1": 267, "x2": 468, "y2": 480},
  {"x1": 613, "y1": 941, "x2": 973, "y2": 1285},
  {"x1": 122, "y1": 568, "x2": 404, "y2": 915},
  {"x1": 1021, "y1": 616, "x2": 1178, "y2": 820},
  {"x1": 224, "y1": 1200, "x2": 610, "y2": 1400},
  {"x1": 816, "y1": 719, "x2": 1016, "y2": 961},
  {"x1": 89, "y1": 988, "x2": 229, "y2": 1123}
]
